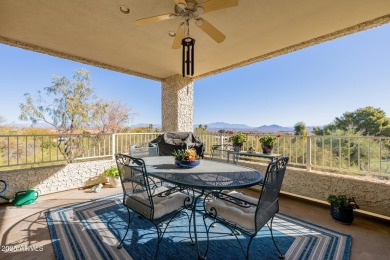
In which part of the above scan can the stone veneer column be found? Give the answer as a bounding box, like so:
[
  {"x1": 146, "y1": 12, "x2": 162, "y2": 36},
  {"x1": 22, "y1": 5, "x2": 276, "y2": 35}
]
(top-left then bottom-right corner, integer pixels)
[{"x1": 161, "y1": 74, "x2": 194, "y2": 132}]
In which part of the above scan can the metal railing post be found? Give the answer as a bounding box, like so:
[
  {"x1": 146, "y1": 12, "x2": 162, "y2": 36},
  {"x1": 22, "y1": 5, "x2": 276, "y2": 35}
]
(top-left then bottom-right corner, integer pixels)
[
  {"x1": 112, "y1": 133, "x2": 116, "y2": 160},
  {"x1": 306, "y1": 136, "x2": 312, "y2": 171},
  {"x1": 220, "y1": 133, "x2": 224, "y2": 159}
]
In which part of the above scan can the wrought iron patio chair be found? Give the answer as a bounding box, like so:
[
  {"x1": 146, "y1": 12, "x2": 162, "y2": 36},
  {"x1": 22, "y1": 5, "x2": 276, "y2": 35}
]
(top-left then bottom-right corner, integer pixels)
[
  {"x1": 115, "y1": 154, "x2": 193, "y2": 258},
  {"x1": 129, "y1": 143, "x2": 163, "y2": 185},
  {"x1": 210, "y1": 144, "x2": 233, "y2": 161},
  {"x1": 129, "y1": 142, "x2": 159, "y2": 157},
  {"x1": 202, "y1": 156, "x2": 289, "y2": 259}
]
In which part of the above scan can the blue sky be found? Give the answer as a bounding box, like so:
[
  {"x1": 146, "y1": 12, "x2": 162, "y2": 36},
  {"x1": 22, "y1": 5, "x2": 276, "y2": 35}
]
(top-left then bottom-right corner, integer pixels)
[{"x1": 1, "y1": 23, "x2": 389, "y2": 127}]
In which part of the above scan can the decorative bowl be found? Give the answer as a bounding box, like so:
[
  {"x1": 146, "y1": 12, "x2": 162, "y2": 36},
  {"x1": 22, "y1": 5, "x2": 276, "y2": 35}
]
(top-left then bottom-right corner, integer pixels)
[{"x1": 175, "y1": 159, "x2": 200, "y2": 168}]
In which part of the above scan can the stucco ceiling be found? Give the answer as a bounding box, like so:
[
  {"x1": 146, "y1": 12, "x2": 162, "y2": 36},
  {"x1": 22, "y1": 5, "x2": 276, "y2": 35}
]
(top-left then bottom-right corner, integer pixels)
[{"x1": 0, "y1": 0, "x2": 389, "y2": 81}]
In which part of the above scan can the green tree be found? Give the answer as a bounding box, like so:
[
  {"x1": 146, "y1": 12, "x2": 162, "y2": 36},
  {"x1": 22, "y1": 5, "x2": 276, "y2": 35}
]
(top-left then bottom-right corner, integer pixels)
[
  {"x1": 19, "y1": 69, "x2": 107, "y2": 162},
  {"x1": 0, "y1": 115, "x2": 5, "y2": 125},
  {"x1": 380, "y1": 125, "x2": 390, "y2": 137},
  {"x1": 334, "y1": 106, "x2": 389, "y2": 136},
  {"x1": 313, "y1": 123, "x2": 337, "y2": 136},
  {"x1": 194, "y1": 124, "x2": 209, "y2": 133},
  {"x1": 294, "y1": 121, "x2": 308, "y2": 136}
]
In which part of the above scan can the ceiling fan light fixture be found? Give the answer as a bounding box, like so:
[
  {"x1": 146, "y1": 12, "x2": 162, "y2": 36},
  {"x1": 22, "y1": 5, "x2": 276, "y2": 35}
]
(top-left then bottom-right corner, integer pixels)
[
  {"x1": 195, "y1": 18, "x2": 203, "y2": 26},
  {"x1": 134, "y1": 0, "x2": 236, "y2": 75},
  {"x1": 118, "y1": 5, "x2": 131, "y2": 15},
  {"x1": 195, "y1": 6, "x2": 204, "y2": 14}
]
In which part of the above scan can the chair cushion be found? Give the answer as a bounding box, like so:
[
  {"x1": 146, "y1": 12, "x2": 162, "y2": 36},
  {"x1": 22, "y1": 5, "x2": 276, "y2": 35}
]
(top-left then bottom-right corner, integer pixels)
[
  {"x1": 205, "y1": 191, "x2": 258, "y2": 230},
  {"x1": 126, "y1": 187, "x2": 191, "y2": 220}
]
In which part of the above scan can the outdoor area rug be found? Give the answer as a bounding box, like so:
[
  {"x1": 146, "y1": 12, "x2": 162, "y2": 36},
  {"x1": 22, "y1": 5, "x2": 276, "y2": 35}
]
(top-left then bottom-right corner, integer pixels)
[{"x1": 46, "y1": 194, "x2": 352, "y2": 260}]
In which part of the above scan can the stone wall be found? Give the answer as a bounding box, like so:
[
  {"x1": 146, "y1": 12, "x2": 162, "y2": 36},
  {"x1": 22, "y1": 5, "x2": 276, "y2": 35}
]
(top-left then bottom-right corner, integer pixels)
[
  {"x1": 0, "y1": 160, "x2": 116, "y2": 202},
  {"x1": 238, "y1": 160, "x2": 390, "y2": 217}
]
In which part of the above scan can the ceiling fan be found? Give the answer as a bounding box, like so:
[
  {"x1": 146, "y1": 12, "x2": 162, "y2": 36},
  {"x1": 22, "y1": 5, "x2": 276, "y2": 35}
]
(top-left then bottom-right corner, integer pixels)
[{"x1": 135, "y1": 0, "x2": 239, "y2": 49}]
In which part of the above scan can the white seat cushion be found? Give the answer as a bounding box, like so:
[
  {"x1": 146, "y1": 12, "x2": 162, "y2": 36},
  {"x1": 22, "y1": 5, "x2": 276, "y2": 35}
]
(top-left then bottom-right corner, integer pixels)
[
  {"x1": 127, "y1": 187, "x2": 191, "y2": 220},
  {"x1": 205, "y1": 191, "x2": 258, "y2": 230}
]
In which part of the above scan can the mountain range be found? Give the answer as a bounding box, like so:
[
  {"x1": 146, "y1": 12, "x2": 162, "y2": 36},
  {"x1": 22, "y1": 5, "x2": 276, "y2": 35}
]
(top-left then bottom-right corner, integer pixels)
[
  {"x1": 130, "y1": 122, "x2": 315, "y2": 133},
  {"x1": 10, "y1": 122, "x2": 314, "y2": 133},
  {"x1": 204, "y1": 122, "x2": 294, "y2": 132}
]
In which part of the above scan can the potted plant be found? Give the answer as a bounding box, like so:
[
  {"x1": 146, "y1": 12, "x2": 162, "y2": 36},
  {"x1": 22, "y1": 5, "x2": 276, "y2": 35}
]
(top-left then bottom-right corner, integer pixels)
[
  {"x1": 172, "y1": 148, "x2": 200, "y2": 168},
  {"x1": 259, "y1": 135, "x2": 277, "y2": 154},
  {"x1": 327, "y1": 195, "x2": 359, "y2": 224},
  {"x1": 228, "y1": 132, "x2": 247, "y2": 152},
  {"x1": 103, "y1": 166, "x2": 121, "y2": 188}
]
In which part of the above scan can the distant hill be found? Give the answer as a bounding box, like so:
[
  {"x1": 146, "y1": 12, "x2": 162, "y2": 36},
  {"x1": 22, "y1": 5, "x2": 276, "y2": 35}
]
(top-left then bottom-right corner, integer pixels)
[
  {"x1": 10, "y1": 121, "x2": 316, "y2": 133},
  {"x1": 203, "y1": 123, "x2": 316, "y2": 133},
  {"x1": 129, "y1": 123, "x2": 162, "y2": 128},
  {"x1": 127, "y1": 122, "x2": 317, "y2": 133},
  {"x1": 203, "y1": 122, "x2": 252, "y2": 129},
  {"x1": 8, "y1": 122, "x2": 313, "y2": 133},
  {"x1": 255, "y1": 125, "x2": 293, "y2": 132},
  {"x1": 203, "y1": 122, "x2": 294, "y2": 133}
]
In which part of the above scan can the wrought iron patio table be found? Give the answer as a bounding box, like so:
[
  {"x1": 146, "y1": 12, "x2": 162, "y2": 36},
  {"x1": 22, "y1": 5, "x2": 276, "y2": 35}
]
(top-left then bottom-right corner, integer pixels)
[
  {"x1": 142, "y1": 156, "x2": 264, "y2": 259},
  {"x1": 227, "y1": 151, "x2": 281, "y2": 164}
]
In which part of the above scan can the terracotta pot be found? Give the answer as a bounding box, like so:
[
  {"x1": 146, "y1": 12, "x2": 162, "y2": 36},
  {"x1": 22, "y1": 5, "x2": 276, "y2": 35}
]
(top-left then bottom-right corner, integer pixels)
[
  {"x1": 330, "y1": 205, "x2": 354, "y2": 224},
  {"x1": 261, "y1": 144, "x2": 273, "y2": 154}
]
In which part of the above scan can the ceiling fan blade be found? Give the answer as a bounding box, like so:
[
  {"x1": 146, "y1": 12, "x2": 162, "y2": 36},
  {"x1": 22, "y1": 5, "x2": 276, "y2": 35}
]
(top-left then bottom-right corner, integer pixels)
[
  {"x1": 135, "y1": 13, "x2": 175, "y2": 25},
  {"x1": 195, "y1": 18, "x2": 225, "y2": 43},
  {"x1": 172, "y1": 23, "x2": 186, "y2": 49},
  {"x1": 173, "y1": 0, "x2": 187, "y2": 9},
  {"x1": 199, "y1": 0, "x2": 238, "y2": 13}
]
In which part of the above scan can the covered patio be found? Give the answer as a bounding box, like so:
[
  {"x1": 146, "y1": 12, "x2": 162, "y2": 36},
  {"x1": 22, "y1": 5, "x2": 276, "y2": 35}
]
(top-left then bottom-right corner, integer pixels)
[{"x1": 1, "y1": 0, "x2": 390, "y2": 259}]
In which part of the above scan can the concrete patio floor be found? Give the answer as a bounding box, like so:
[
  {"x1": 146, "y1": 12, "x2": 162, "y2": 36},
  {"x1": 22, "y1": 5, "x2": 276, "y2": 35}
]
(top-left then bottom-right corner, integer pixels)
[{"x1": 0, "y1": 186, "x2": 389, "y2": 260}]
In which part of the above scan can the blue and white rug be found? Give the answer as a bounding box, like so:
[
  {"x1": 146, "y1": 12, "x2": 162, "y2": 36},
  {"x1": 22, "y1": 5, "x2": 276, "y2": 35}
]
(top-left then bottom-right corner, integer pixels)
[{"x1": 46, "y1": 195, "x2": 351, "y2": 260}]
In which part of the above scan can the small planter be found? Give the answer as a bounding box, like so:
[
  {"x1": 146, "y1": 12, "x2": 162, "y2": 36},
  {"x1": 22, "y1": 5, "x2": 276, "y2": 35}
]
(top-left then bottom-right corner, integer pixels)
[
  {"x1": 259, "y1": 136, "x2": 277, "y2": 154},
  {"x1": 104, "y1": 167, "x2": 120, "y2": 187},
  {"x1": 229, "y1": 133, "x2": 247, "y2": 151},
  {"x1": 175, "y1": 159, "x2": 200, "y2": 168},
  {"x1": 233, "y1": 143, "x2": 243, "y2": 152},
  {"x1": 261, "y1": 144, "x2": 273, "y2": 154},
  {"x1": 108, "y1": 176, "x2": 121, "y2": 188},
  {"x1": 330, "y1": 205, "x2": 354, "y2": 224}
]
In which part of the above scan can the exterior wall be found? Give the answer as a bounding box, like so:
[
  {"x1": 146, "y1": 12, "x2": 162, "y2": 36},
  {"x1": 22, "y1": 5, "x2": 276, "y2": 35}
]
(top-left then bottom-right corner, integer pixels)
[
  {"x1": 161, "y1": 74, "x2": 194, "y2": 132},
  {"x1": 0, "y1": 160, "x2": 116, "y2": 202},
  {"x1": 238, "y1": 160, "x2": 390, "y2": 217}
]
